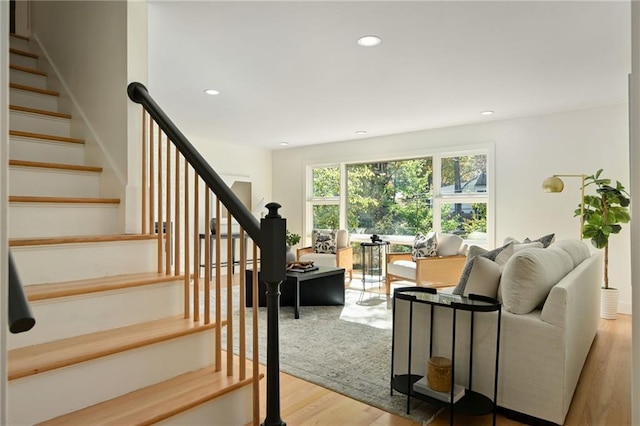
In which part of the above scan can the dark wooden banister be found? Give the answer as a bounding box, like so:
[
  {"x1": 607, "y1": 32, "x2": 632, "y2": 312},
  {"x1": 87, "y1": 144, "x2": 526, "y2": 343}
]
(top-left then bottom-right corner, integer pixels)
[
  {"x1": 128, "y1": 82, "x2": 286, "y2": 426},
  {"x1": 127, "y1": 82, "x2": 262, "y2": 247},
  {"x1": 8, "y1": 250, "x2": 35, "y2": 334}
]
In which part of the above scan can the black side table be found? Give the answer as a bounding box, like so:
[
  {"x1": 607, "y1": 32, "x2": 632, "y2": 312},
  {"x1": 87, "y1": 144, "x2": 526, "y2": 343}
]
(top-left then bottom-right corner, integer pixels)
[
  {"x1": 390, "y1": 286, "x2": 502, "y2": 426},
  {"x1": 360, "y1": 241, "x2": 390, "y2": 290}
]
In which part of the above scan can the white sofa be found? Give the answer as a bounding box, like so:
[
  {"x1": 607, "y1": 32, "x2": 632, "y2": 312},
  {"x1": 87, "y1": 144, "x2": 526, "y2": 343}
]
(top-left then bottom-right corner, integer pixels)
[{"x1": 393, "y1": 240, "x2": 602, "y2": 424}]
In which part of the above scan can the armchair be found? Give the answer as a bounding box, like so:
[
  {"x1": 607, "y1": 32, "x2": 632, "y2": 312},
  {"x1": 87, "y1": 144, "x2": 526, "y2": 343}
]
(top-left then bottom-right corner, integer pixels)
[
  {"x1": 297, "y1": 229, "x2": 353, "y2": 281},
  {"x1": 385, "y1": 232, "x2": 467, "y2": 294}
]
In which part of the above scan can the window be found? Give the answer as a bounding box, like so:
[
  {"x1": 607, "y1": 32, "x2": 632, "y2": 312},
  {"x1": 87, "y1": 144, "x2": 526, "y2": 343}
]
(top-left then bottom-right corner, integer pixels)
[
  {"x1": 308, "y1": 165, "x2": 340, "y2": 231},
  {"x1": 306, "y1": 148, "x2": 491, "y2": 246},
  {"x1": 346, "y1": 158, "x2": 433, "y2": 235},
  {"x1": 436, "y1": 154, "x2": 488, "y2": 242}
]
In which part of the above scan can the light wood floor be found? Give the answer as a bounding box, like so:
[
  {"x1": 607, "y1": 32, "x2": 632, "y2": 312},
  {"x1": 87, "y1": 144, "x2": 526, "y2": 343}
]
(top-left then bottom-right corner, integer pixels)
[{"x1": 255, "y1": 312, "x2": 632, "y2": 426}]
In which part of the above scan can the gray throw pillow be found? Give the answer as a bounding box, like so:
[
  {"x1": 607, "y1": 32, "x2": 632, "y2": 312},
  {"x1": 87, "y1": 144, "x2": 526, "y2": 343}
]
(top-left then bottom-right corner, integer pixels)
[
  {"x1": 524, "y1": 233, "x2": 555, "y2": 248},
  {"x1": 452, "y1": 243, "x2": 512, "y2": 295}
]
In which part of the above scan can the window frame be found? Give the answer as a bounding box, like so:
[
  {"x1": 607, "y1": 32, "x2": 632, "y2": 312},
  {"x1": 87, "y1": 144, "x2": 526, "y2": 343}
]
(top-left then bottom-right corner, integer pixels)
[{"x1": 304, "y1": 144, "x2": 494, "y2": 248}]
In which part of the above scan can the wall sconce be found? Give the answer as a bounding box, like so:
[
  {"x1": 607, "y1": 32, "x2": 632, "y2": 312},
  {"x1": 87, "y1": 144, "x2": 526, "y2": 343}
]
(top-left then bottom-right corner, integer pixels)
[{"x1": 541, "y1": 174, "x2": 586, "y2": 239}]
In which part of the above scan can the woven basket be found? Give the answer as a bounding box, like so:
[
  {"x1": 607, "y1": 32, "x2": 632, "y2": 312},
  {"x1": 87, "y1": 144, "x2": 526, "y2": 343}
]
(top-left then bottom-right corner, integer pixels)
[{"x1": 427, "y1": 356, "x2": 452, "y2": 392}]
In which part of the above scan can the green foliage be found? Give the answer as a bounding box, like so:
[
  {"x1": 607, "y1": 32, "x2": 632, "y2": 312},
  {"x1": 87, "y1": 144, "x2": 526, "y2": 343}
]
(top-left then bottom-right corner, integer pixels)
[
  {"x1": 574, "y1": 169, "x2": 631, "y2": 288},
  {"x1": 285, "y1": 230, "x2": 301, "y2": 247}
]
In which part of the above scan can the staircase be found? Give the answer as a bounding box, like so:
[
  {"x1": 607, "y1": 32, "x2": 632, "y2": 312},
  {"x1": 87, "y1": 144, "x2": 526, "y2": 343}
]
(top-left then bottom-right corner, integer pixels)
[{"x1": 7, "y1": 33, "x2": 258, "y2": 425}]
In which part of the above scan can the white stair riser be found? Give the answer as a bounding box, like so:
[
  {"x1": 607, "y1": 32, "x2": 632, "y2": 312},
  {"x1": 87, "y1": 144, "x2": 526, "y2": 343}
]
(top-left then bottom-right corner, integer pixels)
[
  {"x1": 8, "y1": 281, "x2": 184, "y2": 350},
  {"x1": 9, "y1": 167, "x2": 100, "y2": 198},
  {"x1": 10, "y1": 87, "x2": 58, "y2": 111},
  {"x1": 11, "y1": 239, "x2": 158, "y2": 284},
  {"x1": 9, "y1": 52, "x2": 38, "y2": 69},
  {"x1": 10, "y1": 68, "x2": 47, "y2": 89},
  {"x1": 10, "y1": 110, "x2": 71, "y2": 138},
  {"x1": 10, "y1": 136, "x2": 85, "y2": 165},
  {"x1": 159, "y1": 386, "x2": 254, "y2": 426},
  {"x1": 9, "y1": 37, "x2": 31, "y2": 51},
  {"x1": 9, "y1": 203, "x2": 118, "y2": 238},
  {"x1": 8, "y1": 330, "x2": 216, "y2": 425}
]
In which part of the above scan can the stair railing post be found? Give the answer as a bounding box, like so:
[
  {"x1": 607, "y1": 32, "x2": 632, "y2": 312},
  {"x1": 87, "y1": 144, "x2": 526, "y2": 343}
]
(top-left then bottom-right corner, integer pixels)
[{"x1": 260, "y1": 202, "x2": 287, "y2": 426}]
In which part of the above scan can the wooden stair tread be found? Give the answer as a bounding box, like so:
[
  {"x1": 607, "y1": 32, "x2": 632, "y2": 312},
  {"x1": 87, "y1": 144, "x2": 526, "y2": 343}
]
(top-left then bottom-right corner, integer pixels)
[
  {"x1": 9, "y1": 63, "x2": 47, "y2": 76},
  {"x1": 9, "y1": 104, "x2": 70, "y2": 119},
  {"x1": 8, "y1": 316, "x2": 218, "y2": 381},
  {"x1": 9, "y1": 195, "x2": 120, "y2": 204},
  {"x1": 10, "y1": 130, "x2": 84, "y2": 144},
  {"x1": 10, "y1": 47, "x2": 38, "y2": 58},
  {"x1": 10, "y1": 33, "x2": 30, "y2": 41},
  {"x1": 9, "y1": 234, "x2": 159, "y2": 247},
  {"x1": 38, "y1": 363, "x2": 259, "y2": 426},
  {"x1": 9, "y1": 159, "x2": 101, "y2": 173},
  {"x1": 9, "y1": 83, "x2": 59, "y2": 97},
  {"x1": 26, "y1": 272, "x2": 185, "y2": 301},
  {"x1": 7, "y1": 316, "x2": 216, "y2": 380}
]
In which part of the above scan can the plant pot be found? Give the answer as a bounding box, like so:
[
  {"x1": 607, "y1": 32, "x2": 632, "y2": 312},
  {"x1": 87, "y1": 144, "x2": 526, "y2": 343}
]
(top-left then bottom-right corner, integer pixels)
[
  {"x1": 600, "y1": 287, "x2": 619, "y2": 320},
  {"x1": 286, "y1": 246, "x2": 296, "y2": 264}
]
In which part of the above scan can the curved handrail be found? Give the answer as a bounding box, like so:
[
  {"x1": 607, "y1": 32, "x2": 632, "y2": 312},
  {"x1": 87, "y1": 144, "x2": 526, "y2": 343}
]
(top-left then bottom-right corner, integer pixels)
[
  {"x1": 8, "y1": 250, "x2": 35, "y2": 334},
  {"x1": 127, "y1": 82, "x2": 262, "y2": 246}
]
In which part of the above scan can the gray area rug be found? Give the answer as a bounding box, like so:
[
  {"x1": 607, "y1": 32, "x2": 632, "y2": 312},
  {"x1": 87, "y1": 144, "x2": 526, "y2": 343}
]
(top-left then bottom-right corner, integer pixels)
[{"x1": 217, "y1": 286, "x2": 441, "y2": 424}]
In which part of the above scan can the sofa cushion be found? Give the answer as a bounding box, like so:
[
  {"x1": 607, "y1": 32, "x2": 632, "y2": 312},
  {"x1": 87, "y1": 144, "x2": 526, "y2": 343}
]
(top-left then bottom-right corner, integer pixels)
[
  {"x1": 387, "y1": 260, "x2": 417, "y2": 280},
  {"x1": 452, "y1": 243, "x2": 512, "y2": 295},
  {"x1": 461, "y1": 256, "x2": 502, "y2": 298},
  {"x1": 500, "y1": 247, "x2": 573, "y2": 314},
  {"x1": 551, "y1": 239, "x2": 590, "y2": 268},
  {"x1": 412, "y1": 232, "x2": 437, "y2": 261},
  {"x1": 436, "y1": 233, "x2": 463, "y2": 256}
]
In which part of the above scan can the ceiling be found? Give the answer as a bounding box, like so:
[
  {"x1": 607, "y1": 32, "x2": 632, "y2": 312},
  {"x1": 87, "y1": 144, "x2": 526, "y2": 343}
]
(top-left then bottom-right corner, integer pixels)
[{"x1": 148, "y1": 1, "x2": 631, "y2": 151}]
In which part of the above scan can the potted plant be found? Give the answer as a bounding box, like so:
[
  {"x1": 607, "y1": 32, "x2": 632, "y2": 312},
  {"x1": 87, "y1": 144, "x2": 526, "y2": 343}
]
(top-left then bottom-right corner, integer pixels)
[
  {"x1": 575, "y1": 169, "x2": 631, "y2": 319},
  {"x1": 285, "y1": 230, "x2": 301, "y2": 263}
]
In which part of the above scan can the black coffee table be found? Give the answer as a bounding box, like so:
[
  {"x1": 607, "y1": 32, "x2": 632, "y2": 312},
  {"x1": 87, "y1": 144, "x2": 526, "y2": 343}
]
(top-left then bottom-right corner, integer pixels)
[{"x1": 245, "y1": 266, "x2": 345, "y2": 319}]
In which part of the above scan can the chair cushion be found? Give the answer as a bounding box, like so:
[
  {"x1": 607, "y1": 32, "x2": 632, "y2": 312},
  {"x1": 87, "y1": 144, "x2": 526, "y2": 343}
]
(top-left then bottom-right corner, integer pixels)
[
  {"x1": 412, "y1": 232, "x2": 437, "y2": 261},
  {"x1": 299, "y1": 252, "x2": 338, "y2": 267},
  {"x1": 336, "y1": 229, "x2": 350, "y2": 249},
  {"x1": 387, "y1": 260, "x2": 417, "y2": 280},
  {"x1": 436, "y1": 233, "x2": 463, "y2": 256}
]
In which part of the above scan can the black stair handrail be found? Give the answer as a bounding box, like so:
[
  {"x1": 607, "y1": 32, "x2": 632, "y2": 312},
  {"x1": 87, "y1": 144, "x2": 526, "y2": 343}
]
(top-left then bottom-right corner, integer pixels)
[
  {"x1": 128, "y1": 82, "x2": 286, "y2": 425},
  {"x1": 8, "y1": 250, "x2": 36, "y2": 334},
  {"x1": 127, "y1": 82, "x2": 262, "y2": 247}
]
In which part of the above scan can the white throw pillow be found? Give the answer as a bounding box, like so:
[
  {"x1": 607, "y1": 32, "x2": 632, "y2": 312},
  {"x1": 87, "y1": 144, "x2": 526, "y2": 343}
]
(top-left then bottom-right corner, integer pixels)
[
  {"x1": 500, "y1": 247, "x2": 573, "y2": 314},
  {"x1": 551, "y1": 239, "x2": 590, "y2": 268},
  {"x1": 436, "y1": 233, "x2": 463, "y2": 257},
  {"x1": 462, "y1": 256, "x2": 502, "y2": 298}
]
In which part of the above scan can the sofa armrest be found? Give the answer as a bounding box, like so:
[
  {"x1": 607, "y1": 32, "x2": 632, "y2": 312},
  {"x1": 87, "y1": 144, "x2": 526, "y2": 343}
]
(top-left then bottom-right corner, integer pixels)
[
  {"x1": 415, "y1": 255, "x2": 466, "y2": 287},
  {"x1": 296, "y1": 246, "x2": 314, "y2": 260}
]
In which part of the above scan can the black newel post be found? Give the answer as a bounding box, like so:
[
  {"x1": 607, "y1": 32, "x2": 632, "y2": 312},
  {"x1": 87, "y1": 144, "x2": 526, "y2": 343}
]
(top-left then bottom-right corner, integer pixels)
[{"x1": 260, "y1": 202, "x2": 287, "y2": 426}]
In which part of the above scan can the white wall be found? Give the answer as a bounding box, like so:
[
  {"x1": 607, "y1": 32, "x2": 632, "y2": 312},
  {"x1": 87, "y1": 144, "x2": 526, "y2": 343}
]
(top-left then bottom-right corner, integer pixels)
[
  {"x1": 1, "y1": 4, "x2": 9, "y2": 422},
  {"x1": 30, "y1": 0, "x2": 136, "y2": 232},
  {"x1": 190, "y1": 136, "x2": 273, "y2": 215},
  {"x1": 272, "y1": 103, "x2": 632, "y2": 313},
  {"x1": 630, "y1": 2, "x2": 639, "y2": 423}
]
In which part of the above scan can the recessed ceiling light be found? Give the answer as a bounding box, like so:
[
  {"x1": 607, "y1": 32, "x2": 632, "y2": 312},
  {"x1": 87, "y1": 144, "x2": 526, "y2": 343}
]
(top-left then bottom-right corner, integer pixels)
[
  {"x1": 480, "y1": 110, "x2": 494, "y2": 116},
  {"x1": 357, "y1": 36, "x2": 381, "y2": 47},
  {"x1": 279, "y1": 142, "x2": 289, "y2": 146},
  {"x1": 204, "y1": 89, "x2": 220, "y2": 95},
  {"x1": 355, "y1": 130, "x2": 367, "y2": 135}
]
